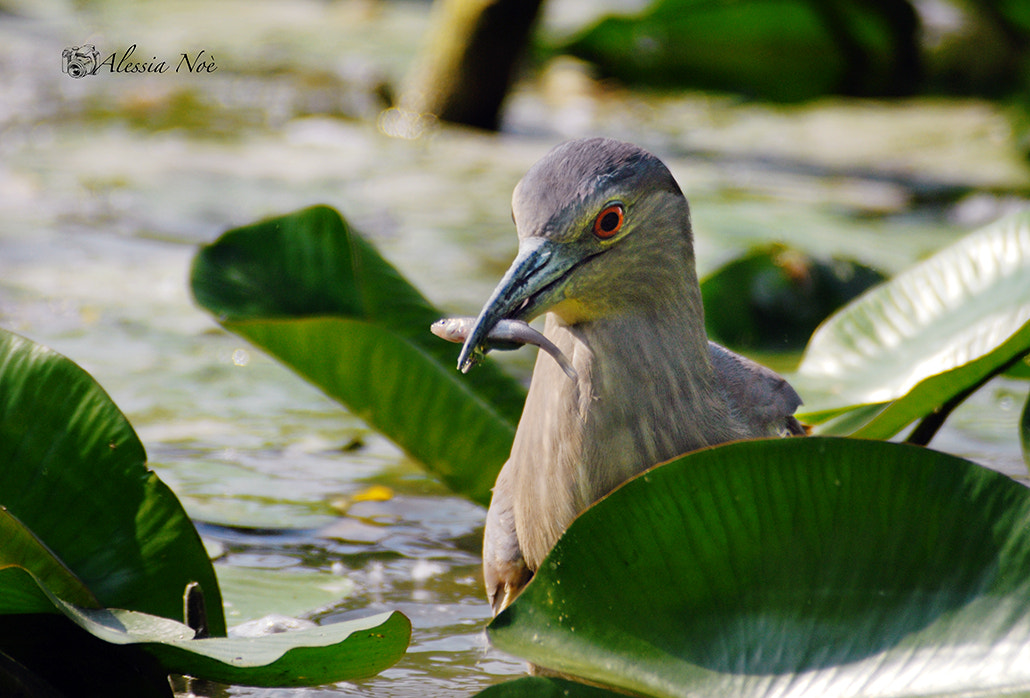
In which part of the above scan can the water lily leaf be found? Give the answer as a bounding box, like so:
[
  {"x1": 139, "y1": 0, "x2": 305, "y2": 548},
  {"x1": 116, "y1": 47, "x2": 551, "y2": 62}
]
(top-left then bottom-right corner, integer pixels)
[
  {"x1": 0, "y1": 509, "x2": 98, "y2": 614},
  {"x1": 794, "y1": 211, "x2": 1030, "y2": 437},
  {"x1": 151, "y1": 611, "x2": 409, "y2": 686},
  {"x1": 190, "y1": 205, "x2": 525, "y2": 505},
  {"x1": 0, "y1": 328, "x2": 412, "y2": 690},
  {"x1": 52, "y1": 597, "x2": 411, "y2": 687},
  {"x1": 474, "y1": 675, "x2": 622, "y2": 697},
  {"x1": 0, "y1": 328, "x2": 226, "y2": 634},
  {"x1": 489, "y1": 437, "x2": 1030, "y2": 697},
  {"x1": 1, "y1": 567, "x2": 409, "y2": 689}
]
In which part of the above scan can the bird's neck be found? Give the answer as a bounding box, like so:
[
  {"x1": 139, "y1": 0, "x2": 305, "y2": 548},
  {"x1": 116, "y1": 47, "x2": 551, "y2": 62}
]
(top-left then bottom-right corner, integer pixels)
[
  {"x1": 509, "y1": 297, "x2": 747, "y2": 569},
  {"x1": 563, "y1": 304, "x2": 745, "y2": 469}
]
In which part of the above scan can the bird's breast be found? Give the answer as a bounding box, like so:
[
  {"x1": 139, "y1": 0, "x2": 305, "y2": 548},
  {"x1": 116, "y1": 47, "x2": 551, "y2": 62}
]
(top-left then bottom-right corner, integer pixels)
[{"x1": 508, "y1": 313, "x2": 745, "y2": 569}]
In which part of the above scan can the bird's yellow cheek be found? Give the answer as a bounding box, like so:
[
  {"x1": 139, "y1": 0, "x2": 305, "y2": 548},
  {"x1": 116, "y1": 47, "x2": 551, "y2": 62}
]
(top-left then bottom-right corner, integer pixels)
[{"x1": 548, "y1": 297, "x2": 602, "y2": 325}]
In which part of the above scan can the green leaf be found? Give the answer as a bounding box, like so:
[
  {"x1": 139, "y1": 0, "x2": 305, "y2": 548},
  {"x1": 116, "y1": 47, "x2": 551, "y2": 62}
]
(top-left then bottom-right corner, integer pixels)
[
  {"x1": 474, "y1": 676, "x2": 623, "y2": 697},
  {"x1": 0, "y1": 509, "x2": 98, "y2": 614},
  {"x1": 794, "y1": 211, "x2": 1030, "y2": 437},
  {"x1": 560, "y1": 0, "x2": 911, "y2": 101},
  {"x1": 0, "y1": 328, "x2": 226, "y2": 635},
  {"x1": 1005, "y1": 354, "x2": 1030, "y2": 379},
  {"x1": 2, "y1": 567, "x2": 410, "y2": 689},
  {"x1": 190, "y1": 205, "x2": 525, "y2": 504},
  {"x1": 489, "y1": 437, "x2": 1030, "y2": 697},
  {"x1": 1021, "y1": 390, "x2": 1030, "y2": 469},
  {"x1": 54, "y1": 599, "x2": 411, "y2": 687}
]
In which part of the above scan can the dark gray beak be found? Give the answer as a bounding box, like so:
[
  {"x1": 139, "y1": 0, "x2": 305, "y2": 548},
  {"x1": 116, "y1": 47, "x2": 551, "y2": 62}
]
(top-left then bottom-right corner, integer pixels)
[{"x1": 457, "y1": 237, "x2": 577, "y2": 373}]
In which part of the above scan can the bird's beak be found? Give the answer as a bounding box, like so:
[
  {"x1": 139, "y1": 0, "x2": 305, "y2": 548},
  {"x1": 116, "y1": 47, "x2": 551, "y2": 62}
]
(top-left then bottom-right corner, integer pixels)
[{"x1": 457, "y1": 237, "x2": 576, "y2": 373}]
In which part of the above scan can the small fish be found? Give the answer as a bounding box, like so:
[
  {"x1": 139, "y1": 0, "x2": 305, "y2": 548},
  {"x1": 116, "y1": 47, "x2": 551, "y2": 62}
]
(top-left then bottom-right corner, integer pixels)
[{"x1": 431, "y1": 317, "x2": 578, "y2": 381}]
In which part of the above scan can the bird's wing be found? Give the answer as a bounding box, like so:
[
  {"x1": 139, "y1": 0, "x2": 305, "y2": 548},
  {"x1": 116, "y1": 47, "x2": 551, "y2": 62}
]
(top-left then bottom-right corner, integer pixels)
[
  {"x1": 482, "y1": 462, "x2": 533, "y2": 615},
  {"x1": 708, "y1": 341, "x2": 806, "y2": 437}
]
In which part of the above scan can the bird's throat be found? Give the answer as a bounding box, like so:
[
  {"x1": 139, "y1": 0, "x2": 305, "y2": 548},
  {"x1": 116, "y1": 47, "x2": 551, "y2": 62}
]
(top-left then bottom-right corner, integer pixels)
[{"x1": 509, "y1": 309, "x2": 745, "y2": 570}]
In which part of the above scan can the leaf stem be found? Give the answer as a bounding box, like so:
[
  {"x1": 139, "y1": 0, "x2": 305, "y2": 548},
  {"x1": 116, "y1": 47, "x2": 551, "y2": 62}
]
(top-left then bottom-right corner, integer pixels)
[{"x1": 906, "y1": 353, "x2": 1029, "y2": 446}]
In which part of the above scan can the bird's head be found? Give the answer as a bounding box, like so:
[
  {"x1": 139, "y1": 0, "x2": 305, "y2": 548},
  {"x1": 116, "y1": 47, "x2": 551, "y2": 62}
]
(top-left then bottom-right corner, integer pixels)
[{"x1": 458, "y1": 138, "x2": 698, "y2": 373}]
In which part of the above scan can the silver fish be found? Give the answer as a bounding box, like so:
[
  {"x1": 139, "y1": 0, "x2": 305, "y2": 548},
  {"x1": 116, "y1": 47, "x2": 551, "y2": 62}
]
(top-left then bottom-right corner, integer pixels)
[{"x1": 431, "y1": 317, "x2": 578, "y2": 381}]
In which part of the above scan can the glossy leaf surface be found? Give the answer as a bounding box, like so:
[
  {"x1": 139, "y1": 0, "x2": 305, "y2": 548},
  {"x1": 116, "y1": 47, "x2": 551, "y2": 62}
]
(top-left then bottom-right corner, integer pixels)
[
  {"x1": 489, "y1": 438, "x2": 1030, "y2": 697},
  {"x1": 0, "y1": 329, "x2": 226, "y2": 634},
  {"x1": 475, "y1": 675, "x2": 622, "y2": 697},
  {"x1": 0, "y1": 327, "x2": 411, "y2": 688},
  {"x1": 2, "y1": 568, "x2": 410, "y2": 689},
  {"x1": 795, "y1": 212, "x2": 1030, "y2": 437},
  {"x1": 58, "y1": 598, "x2": 411, "y2": 687},
  {"x1": 0, "y1": 510, "x2": 98, "y2": 615}
]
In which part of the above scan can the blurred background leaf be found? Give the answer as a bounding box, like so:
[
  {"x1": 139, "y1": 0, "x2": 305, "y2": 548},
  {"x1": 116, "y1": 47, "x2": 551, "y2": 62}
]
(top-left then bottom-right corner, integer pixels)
[
  {"x1": 701, "y1": 244, "x2": 885, "y2": 351},
  {"x1": 560, "y1": 0, "x2": 916, "y2": 101}
]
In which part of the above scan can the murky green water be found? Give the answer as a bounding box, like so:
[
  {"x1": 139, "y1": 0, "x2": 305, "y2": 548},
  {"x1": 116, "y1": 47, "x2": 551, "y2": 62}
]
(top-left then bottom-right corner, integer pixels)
[{"x1": 1, "y1": 1, "x2": 1028, "y2": 695}]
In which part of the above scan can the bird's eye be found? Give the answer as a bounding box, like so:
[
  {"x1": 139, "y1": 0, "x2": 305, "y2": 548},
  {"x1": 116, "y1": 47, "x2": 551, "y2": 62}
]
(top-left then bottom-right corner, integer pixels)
[{"x1": 593, "y1": 203, "x2": 624, "y2": 239}]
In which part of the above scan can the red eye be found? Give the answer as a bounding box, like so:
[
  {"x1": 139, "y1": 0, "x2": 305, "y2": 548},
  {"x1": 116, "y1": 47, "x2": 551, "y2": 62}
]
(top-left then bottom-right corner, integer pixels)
[{"x1": 593, "y1": 204, "x2": 624, "y2": 239}]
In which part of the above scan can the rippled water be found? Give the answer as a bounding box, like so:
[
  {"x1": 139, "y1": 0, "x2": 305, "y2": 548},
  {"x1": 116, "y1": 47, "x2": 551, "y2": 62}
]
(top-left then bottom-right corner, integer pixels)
[{"x1": 1, "y1": 1, "x2": 1028, "y2": 695}]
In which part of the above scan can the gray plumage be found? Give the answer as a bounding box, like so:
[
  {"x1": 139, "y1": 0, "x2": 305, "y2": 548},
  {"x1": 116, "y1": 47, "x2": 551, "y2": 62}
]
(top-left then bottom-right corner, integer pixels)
[{"x1": 458, "y1": 138, "x2": 805, "y2": 614}]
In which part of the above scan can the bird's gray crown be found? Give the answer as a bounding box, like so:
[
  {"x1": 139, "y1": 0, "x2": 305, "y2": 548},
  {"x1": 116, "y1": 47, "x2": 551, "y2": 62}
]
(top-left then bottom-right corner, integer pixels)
[{"x1": 512, "y1": 138, "x2": 683, "y2": 242}]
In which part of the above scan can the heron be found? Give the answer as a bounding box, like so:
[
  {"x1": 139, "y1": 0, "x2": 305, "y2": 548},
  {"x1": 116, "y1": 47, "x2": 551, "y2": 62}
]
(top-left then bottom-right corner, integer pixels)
[{"x1": 455, "y1": 138, "x2": 805, "y2": 614}]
